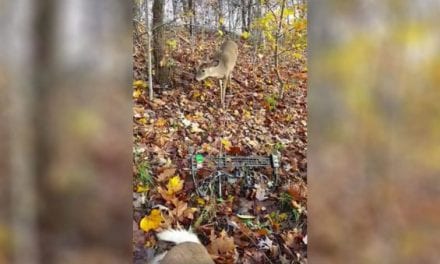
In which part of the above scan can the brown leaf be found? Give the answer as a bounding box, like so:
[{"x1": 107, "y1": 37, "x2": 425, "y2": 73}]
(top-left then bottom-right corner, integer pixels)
[
  {"x1": 171, "y1": 199, "x2": 187, "y2": 218},
  {"x1": 157, "y1": 186, "x2": 174, "y2": 202},
  {"x1": 208, "y1": 230, "x2": 236, "y2": 255},
  {"x1": 156, "y1": 168, "x2": 176, "y2": 182},
  {"x1": 284, "y1": 183, "x2": 307, "y2": 202}
]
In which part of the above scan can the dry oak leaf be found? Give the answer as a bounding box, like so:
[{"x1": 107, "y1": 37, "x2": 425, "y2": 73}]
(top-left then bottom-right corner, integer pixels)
[
  {"x1": 157, "y1": 168, "x2": 176, "y2": 182},
  {"x1": 140, "y1": 209, "x2": 164, "y2": 232},
  {"x1": 208, "y1": 230, "x2": 236, "y2": 255},
  {"x1": 170, "y1": 199, "x2": 198, "y2": 221},
  {"x1": 157, "y1": 186, "x2": 174, "y2": 202}
]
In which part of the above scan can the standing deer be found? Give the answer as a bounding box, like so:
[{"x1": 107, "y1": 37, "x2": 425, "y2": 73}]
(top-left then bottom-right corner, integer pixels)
[{"x1": 196, "y1": 39, "x2": 238, "y2": 108}]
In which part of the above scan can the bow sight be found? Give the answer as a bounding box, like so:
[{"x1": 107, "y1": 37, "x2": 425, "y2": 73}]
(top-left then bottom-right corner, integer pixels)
[{"x1": 189, "y1": 150, "x2": 281, "y2": 197}]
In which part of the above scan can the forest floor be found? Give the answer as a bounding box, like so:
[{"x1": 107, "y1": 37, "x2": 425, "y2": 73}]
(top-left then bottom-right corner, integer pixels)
[{"x1": 133, "y1": 31, "x2": 308, "y2": 264}]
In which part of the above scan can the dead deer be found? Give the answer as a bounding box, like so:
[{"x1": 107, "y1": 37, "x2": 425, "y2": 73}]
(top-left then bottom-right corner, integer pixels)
[
  {"x1": 196, "y1": 39, "x2": 238, "y2": 108},
  {"x1": 149, "y1": 229, "x2": 214, "y2": 264}
]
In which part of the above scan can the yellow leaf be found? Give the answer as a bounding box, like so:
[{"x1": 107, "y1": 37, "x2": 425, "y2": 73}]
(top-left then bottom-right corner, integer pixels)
[
  {"x1": 219, "y1": 17, "x2": 225, "y2": 25},
  {"x1": 293, "y1": 52, "x2": 302, "y2": 59},
  {"x1": 138, "y1": 118, "x2": 147, "y2": 124},
  {"x1": 193, "y1": 90, "x2": 201, "y2": 99},
  {"x1": 136, "y1": 185, "x2": 149, "y2": 193},
  {"x1": 155, "y1": 118, "x2": 167, "y2": 127},
  {"x1": 243, "y1": 109, "x2": 252, "y2": 119},
  {"x1": 203, "y1": 79, "x2": 213, "y2": 88},
  {"x1": 133, "y1": 80, "x2": 147, "y2": 89},
  {"x1": 279, "y1": 213, "x2": 288, "y2": 221},
  {"x1": 218, "y1": 30, "x2": 224, "y2": 36},
  {"x1": 166, "y1": 39, "x2": 177, "y2": 49},
  {"x1": 241, "y1": 31, "x2": 251, "y2": 40},
  {"x1": 166, "y1": 175, "x2": 184, "y2": 195},
  {"x1": 133, "y1": 89, "x2": 142, "y2": 99},
  {"x1": 196, "y1": 196, "x2": 206, "y2": 206},
  {"x1": 140, "y1": 209, "x2": 163, "y2": 232},
  {"x1": 221, "y1": 138, "x2": 232, "y2": 151},
  {"x1": 201, "y1": 143, "x2": 212, "y2": 153}
]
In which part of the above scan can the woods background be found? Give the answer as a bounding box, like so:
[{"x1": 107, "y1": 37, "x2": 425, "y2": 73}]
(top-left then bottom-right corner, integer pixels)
[{"x1": 0, "y1": 0, "x2": 439, "y2": 263}]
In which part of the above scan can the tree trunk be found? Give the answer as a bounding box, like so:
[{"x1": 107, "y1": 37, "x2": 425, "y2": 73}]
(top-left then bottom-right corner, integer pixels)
[
  {"x1": 172, "y1": 0, "x2": 178, "y2": 20},
  {"x1": 33, "y1": 1, "x2": 58, "y2": 262},
  {"x1": 184, "y1": 0, "x2": 195, "y2": 35},
  {"x1": 251, "y1": 0, "x2": 262, "y2": 63},
  {"x1": 247, "y1": 0, "x2": 252, "y2": 31},
  {"x1": 145, "y1": 0, "x2": 154, "y2": 98},
  {"x1": 275, "y1": 0, "x2": 286, "y2": 99},
  {"x1": 241, "y1": 0, "x2": 247, "y2": 32},
  {"x1": 255, "y1": 0, "x2": 263, "y2": 43},
  {"x1": 218, "y1": 0, "x2": 223, "y2": 28},
  {"x1": 227, "y1": 0, "x2": 232, "y2": 31},
  {"x1": 182, "y1": 0, "x2": 189, "y2": 31},
  {"x1": 152, "y1": 0, "x2": 170, "y2": 88}
]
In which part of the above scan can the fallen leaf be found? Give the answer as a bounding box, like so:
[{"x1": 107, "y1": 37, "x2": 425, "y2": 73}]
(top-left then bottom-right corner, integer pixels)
[
  {"x1": 157, "y1": 186, "x2": 175, "y2": 202},
  {"x1": 133, "y1": 80, "x2": 147, "y2": 88},
  {"x1": 255, "y1": 184, "x2": 268, "y2": 201},
  {"x1": 208, "y1": 230, "x2": 236, "y2": 255},
  {"x1": 190, "y1": 122, "x2": 204, "y2": 133},
  {"x1": 139, "y1": 209, "x2": 163, "y2": 232},
  {"x1": 133, "y1": 89, "x2": 142, "y2": 99},
  {"x1": 171, "y1": 199, "x2": 188, "y2": 219},
  {"x1": 166, "y1": 175, "x2": 184, "y2": 195},
  {"x1": 196, "y1": 196, "x2": 206, "y2": 206},
  {"x1": 221, "y1": 138, "x2": 232, "y2": 151},
  {"x1": 135, "y1": 185, "x2": 149, "y2": 193},
  {"x1": 237, "y1": 214, "x2": 255, "y2": 219},
  {"x1": 155, "y1": 118, "x2": 167, "y2": 127},
  {"x1": 157, "y1": 168, "x2": 176, "y2": 182},
  {"x1": 257, "y1": 236, "x2": 273, "y2": 250}
]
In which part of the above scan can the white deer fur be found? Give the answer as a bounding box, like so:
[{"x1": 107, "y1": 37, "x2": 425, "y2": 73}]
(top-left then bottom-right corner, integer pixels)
[{"x1": 149, "y1": 229, "x2": 214, "y2": 264}]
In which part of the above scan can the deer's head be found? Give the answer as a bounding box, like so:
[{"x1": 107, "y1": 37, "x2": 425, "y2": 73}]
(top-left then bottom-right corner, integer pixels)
[{"x1": 195, "y1": 61, "x2": 225, "y2": 81}]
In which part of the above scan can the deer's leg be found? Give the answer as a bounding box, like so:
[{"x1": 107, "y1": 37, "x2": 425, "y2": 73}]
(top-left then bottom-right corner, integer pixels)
[
  {"x1": 223, "y1": 75, "x2": 230, "y2": 108},
  {"x1": 219, "y1": 79, "x2": 224, "y2": 107}
]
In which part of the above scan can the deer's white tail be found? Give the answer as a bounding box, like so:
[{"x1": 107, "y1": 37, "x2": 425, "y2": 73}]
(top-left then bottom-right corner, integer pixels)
[{"x1": 157, "y1": 229, "x2": 201, "y2": 245}]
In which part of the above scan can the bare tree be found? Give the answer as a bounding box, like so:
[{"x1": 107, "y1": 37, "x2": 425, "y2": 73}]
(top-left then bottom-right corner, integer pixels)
[
  {"x1": 145, "y1": 0, "x2": 154, "y2": 99},
  {"x1": 227, "y1": 0, "x2": 232, "y2": 31},
  {"x1": 152, "y1": 0, "x2": 170, "y2": 87},
  {"x1": 172, "y1": 0, "x2": 178, "y2": 20},
  {"x1": 183, "y1": 0, "x2": 195, "y2": 35},
  {"x1": 247, "y1": 0, "x2": 253, "y2": 32},
  {"x1": 241, "y1": 0, "x2": 248, "y2": 32},
  {"x1": 218, "y1": 0, "x2": 223, "y2": 28},
  {"x1": 274, "y1": 0, "x2": 286, "y2": 99}
]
